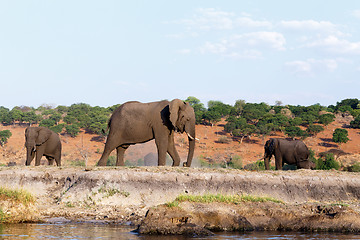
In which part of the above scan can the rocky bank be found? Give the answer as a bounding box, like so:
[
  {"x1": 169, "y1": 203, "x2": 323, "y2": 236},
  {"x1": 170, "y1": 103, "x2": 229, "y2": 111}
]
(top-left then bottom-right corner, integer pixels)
[{"x1": 0, "y1": 166, "x2": 360, "y2": 234}]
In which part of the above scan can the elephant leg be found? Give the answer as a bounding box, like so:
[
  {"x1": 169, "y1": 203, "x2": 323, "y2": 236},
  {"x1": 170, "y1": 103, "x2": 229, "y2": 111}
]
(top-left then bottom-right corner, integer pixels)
[
  {"x1": 116, "y1": 145, "x2": 128, "y2": 166},
  {"x1": 35, "y1": 147, "x2": 45, "y2": 166},
  {"x1": 275, "y1": 157, "x2": 283, "y2": 170},
  {"x1": 54, "y1": 151, "x2": 61, "y2": 166},
  {"x1": 155, "y1": 137, "x2": 168, "y2": 166},
  {"x1": 98, "y1": 137, "x2": 119, "y2": 166},
  {"x1": 46, "y1": 157, "x2": 54, "y2": 165},
  {"x1": 167, "y1": 136, "x2": 180, "y2": 166}
]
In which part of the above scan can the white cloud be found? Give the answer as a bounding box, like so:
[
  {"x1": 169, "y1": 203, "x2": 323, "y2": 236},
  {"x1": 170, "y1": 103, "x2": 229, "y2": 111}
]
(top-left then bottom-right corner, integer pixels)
[
  {"x1": 176, "y1": 8, "x2": 272, "y2": 31},
  {"x1": 199, "y1": 31, "x2": 285, "y2": 59},
  {"x1": 235, "y1": 17, "x2": 272, "y2": 28},
  {"x1": 177, "y1": 49, "x2": 191, "y2": 55},
  {"x1": 307, "y1": 36, "x2": 360, "y2": 55},
  {"x1": 240, "y1": 32, "x2": 286, "y2": 50},
  {"x1": 284, "y1": 58, "x2": 338, "y2": 76},
  {"x1": 181, "y1": 8, "x2": 235, "y2": 30},
  {"x1": 352, "y1": 10, "x2": 360, "y2": 19},
  {"x1": 279, "y1": 20, "x2": 338, "y2": 32}
]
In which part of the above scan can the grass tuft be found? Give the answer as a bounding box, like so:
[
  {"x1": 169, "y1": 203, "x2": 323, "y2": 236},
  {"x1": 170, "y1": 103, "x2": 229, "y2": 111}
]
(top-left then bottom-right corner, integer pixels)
[
  {"x1": 166, "y1": 193, "x2": 282, "y2": 207},
  {"x1": 0, "y1": 187, "x2": 35, "y2": 205}
]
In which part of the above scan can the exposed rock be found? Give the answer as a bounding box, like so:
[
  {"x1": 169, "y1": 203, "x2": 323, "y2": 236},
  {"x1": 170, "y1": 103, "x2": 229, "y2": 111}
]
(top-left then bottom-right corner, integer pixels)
[{"x1": 138, "y1": 201, "x2": 360, "y2": 234}]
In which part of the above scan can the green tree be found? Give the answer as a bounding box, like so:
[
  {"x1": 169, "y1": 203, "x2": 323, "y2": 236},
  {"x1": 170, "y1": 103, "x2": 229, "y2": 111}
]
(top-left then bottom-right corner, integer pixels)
[
  {"x1": 335, "y1": 98, "x2": 359, "y2": 112},
  {"x1": 350, "y1": 115, "x2": 360, "y2": 129},
  {"x1": 0, "y1": 130, "x2": 12, "y2": 147},
  {"x1": 332, "y1": 128, "x2": 349, "y2": 144},
  {"x1": 285, "y1": 126, "x2": 307, "y2": 139},
  {"x1": 207, "y1": 100, "x2": 233, "y2": 117},
  {"x1": 318, "y1": 113, "x2": 335, "y2": 126},
  {"x1": 39, "y1": 119, "x2": 56, "y2": 128},
  {"x1": 306, "y1": 124, "x2": 324, "y2": 136},
  {"x1": 185, "y1": 96, "x2": 206, "y2": 124},
  {"x1": 9, "y1": 108, "x2": 23, "y2": 125},
  {"x1": 232, "y1": 99, "x2": 246, "y2": 116},
  {"x1": 22, "y1": 111, "x2": 40, "y2": 126},
  {"x1": 65, "y1": 124, "x2": 81, "y2": 137},
  {"x1": 203, "y1": 110, "x2": 221, "y2": 126},
  {"x1": 50, "y1": 123, "x2": 65, "y2": 134},
  {"x1": 0, "y1": 107, "x2": 11, "y2": 125},
  {"x1": 242, "y1": 103, "x2": 270, "y2": 122}
]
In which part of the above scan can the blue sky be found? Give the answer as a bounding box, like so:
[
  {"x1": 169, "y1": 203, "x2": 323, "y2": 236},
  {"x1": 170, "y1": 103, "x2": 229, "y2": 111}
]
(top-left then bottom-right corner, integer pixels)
[{"x1": 1, "y1": 1, "x2": 360, "y2": 109}]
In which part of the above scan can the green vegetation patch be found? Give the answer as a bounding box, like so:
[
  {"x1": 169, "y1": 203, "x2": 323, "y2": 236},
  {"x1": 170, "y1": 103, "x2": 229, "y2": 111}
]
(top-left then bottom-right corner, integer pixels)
[
  {"x1": 166, "y1": 193, "x2": 282, "y2": 207},
  {"x1": 0, "y1": 187, "x2": 35, "y2": 205}
]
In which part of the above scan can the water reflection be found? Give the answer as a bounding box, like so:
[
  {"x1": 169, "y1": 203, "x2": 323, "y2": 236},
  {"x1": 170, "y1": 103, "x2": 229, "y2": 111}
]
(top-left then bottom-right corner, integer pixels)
[{"x1": 0, "y1": 223, "x2": 359, "y2": 240}]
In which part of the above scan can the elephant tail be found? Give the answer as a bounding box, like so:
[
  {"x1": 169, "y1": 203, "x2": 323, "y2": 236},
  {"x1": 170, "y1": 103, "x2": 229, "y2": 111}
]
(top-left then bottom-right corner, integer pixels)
[{"x1": 102, "y1": 117, "x2": 113, "y2": 135}]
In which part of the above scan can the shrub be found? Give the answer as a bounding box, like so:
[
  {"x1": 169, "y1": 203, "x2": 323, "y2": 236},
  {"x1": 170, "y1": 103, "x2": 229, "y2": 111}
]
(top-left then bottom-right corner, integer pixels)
[
  {"x1": 350, "y1": 115, "x2": 360, "y2": 129},
  {"x1": 319, "y1": 113, "x2": 335, "y2": 126},
  {"x1": 316, "y1": 153, "x2": 340, "y2": 170},
  {"x1": 227, "y1": 155, "x2": 243, "y2": 169},
  {"x1": 65, "y1": 124, "x2": 80, "y2": 137},
  {"x1": 106, "y1": 156, "x2": 116, "y2": 166},
  {"x1": 243, "y1": 160, "x2": 268, "y2": 171},
  {"x1": 332, "y1": 128, "x2": 349, "y2": 144},
  {"x1": 39, "y1": 119, "x2": 56, "y2": 128},
  {"x1": 0, "y1": 130, "x2": 12, "y2": 147},
  {"x1": 306, "y1": 124, "x2": 324, "y2": 136},
  {"x1": 50, "y1": 123, "x2": 65, "y2": 134},
  {"x1": 345, "y1": 162, "x2": 360, "y2": 172},
  {"x1": 217, "y1": 136, "x2": 231, "y2": 144}
]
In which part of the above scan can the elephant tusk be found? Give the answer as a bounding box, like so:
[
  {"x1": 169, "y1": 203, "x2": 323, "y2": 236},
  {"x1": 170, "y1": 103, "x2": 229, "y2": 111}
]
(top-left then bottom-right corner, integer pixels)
[{"x1": 187, "y1": 133, "x2": 199, "y2": 141}]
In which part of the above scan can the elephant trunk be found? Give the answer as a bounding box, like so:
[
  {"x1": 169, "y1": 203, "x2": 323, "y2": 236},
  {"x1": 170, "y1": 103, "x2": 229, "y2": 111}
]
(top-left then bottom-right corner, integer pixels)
[
  {"x1": 26, "y1": 145, "x2": 35, "y2": 166},
  {"x1": 264, "y1": 155, "x2": 271, "y2": 170},
  {"x1": 184, "y1": 125, "x2": 195, "y2": 167}
]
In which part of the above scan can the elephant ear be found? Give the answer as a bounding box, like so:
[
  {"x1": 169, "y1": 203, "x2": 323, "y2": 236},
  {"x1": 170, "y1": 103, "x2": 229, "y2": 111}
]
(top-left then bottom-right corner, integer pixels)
[
  {"x1": 169, "y1": 99, "x2": 185, "y2": 128},
  {"x1": 267, "y1": 139, "x2": 276, "y2": 154},
  {"x1": 36, "y1": 128, "x2": 52, "y2": 145}
]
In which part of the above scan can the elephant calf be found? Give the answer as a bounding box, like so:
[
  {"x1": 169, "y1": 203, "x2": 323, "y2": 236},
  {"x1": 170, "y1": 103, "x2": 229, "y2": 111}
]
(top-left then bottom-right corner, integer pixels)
[
  {"x1": 264, "y1": 138, "x2": 315, "y2": 170},
  {"x1": 25, "y1": 127, "x2": 61, "y2": 166}
]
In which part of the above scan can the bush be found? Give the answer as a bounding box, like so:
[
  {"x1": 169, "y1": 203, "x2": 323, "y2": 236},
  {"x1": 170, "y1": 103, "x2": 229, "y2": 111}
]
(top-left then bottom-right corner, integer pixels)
[
  {"x1": 345, "y1": 162, "x2": 360, "y2": 172},
  {"x1": 332, "y1": 128, "x2": 349, "y2": 144},
  {"x1": 226, "y1": 155, "x2": 243, "y2": 169},
  {"x1": 319, "y1": 113, "x2": 335, "y2": 126},
  {"x1": 350, "y1": 115, "x2": 360, "y2": 129},
  {"x1": 217, "y1": 136, "x2": 232, "y2": 144},
  {"x1": 50, "y1": 123, "x2": 65, "y2": 134},
  {"x1": 65, "y1": 124, "x2": 80, "y2": 137},
  {"x1": 0, "y1": 130, "x2": 12, "y2": 147},
  {"x1": 306, "y1": 124, "x2": 324, "y2": 136},
  {"x1": 243, "y1": 160, "x2": 269, "y2": 171},
  {"x1": 315, "y1": 153, "x2": 340, "y2": 170},
  {"x1": 106, "y1": 156, "x2": 116, "y2": 166},
  {"x1": 39, "y1": 119, "x2": 56, "y2": 128}
]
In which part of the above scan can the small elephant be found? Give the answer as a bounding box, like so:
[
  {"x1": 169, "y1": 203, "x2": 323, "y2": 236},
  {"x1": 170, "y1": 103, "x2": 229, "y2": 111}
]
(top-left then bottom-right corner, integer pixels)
[
  {"x1": 97, "y1": 99, "x2": 196, "y2": 167},
  {"x1": 25, "y1": 127, "x2": 61, "y2": 166},
  {"x1": 264, "y1": 138, "x2": 315, "y2": 170}
]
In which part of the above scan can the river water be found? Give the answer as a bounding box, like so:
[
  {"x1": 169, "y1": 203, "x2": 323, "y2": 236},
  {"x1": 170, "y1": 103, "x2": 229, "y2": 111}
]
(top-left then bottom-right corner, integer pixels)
[{"x1": 0, "y1": 223, "x2": 359, "y2": 240}]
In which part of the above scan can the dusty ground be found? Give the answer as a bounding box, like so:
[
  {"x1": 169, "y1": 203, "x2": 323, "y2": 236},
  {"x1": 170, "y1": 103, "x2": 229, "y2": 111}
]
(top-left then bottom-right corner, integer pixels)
[
  {"x1": 0, "y1": 166, "x2": 359, "y2": 233},
  {"x1": 0, "y1": 114, "x2": 359, "y2": 168}
]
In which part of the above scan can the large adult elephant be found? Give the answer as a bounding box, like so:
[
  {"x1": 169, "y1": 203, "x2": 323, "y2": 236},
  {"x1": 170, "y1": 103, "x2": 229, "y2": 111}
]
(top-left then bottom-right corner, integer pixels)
[
  {"x1": 97, "y1": 99, "x2": 196, "y2": 167},
  {"x1": 263, "y1": 138, "x2": 315, "y2": 170},
  {"x1": 25, "y1": 127, "x2": 62, "y2": 166}
]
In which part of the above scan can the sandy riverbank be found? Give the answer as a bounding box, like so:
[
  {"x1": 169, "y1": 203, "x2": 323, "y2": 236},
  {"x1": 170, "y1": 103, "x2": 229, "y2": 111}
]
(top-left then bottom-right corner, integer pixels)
[{"x1": 0, "y1": 166, "x2": 359, "y2": 234}]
